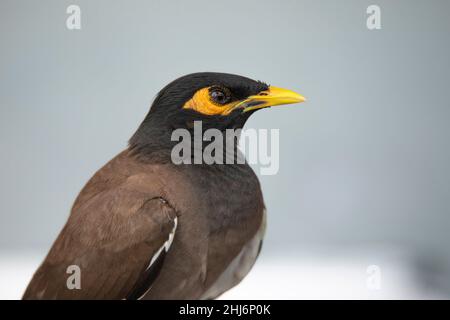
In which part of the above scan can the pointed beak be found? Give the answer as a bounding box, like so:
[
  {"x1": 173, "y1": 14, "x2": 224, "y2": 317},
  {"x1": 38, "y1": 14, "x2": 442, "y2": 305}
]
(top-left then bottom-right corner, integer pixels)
[{"x1": 235, "y1": 86, "x2": 306, "y2": 113}]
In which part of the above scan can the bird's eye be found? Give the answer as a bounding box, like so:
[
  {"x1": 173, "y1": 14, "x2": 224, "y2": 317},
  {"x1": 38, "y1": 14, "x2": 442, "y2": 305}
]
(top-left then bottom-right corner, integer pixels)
[{"x1": 209, "y1": 86, "x2": 231, "y2": 105}]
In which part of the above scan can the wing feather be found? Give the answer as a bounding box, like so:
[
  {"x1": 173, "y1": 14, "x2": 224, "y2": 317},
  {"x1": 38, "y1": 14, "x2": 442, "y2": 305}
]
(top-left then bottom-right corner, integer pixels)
[{"x1": 23, "y1": 175, "x2": 177, "y2": 300}]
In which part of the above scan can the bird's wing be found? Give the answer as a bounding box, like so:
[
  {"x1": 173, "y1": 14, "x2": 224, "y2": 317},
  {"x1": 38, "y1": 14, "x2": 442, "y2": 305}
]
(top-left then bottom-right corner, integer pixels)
[{"x1": 23, "y1": 175, "x2": 178, "y2": 300}]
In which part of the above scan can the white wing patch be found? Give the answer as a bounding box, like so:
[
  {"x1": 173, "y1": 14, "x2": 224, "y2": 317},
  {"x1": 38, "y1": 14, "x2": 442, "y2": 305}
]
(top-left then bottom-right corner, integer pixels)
[
  {"x1": 146, "y1": 216, "x2": 178, "y2": 270},
  {"x1": 134, "y1": 217, "x2": 178, "y2": 300}
]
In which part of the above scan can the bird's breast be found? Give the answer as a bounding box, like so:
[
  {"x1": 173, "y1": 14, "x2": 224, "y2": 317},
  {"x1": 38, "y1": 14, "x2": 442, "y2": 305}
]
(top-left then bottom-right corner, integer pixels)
[
  {"x1": 143, "y1": 162, "x2": 265, "y2": 299},
  {"x1": 181, "y1": 164, "x2": 265, "y2": 292}
]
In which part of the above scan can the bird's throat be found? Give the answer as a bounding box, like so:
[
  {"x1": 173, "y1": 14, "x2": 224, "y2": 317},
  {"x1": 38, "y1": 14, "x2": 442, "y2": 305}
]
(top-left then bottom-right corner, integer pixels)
[{"x1": 129, "y1": 118, "x2": 248, "y2": 166}]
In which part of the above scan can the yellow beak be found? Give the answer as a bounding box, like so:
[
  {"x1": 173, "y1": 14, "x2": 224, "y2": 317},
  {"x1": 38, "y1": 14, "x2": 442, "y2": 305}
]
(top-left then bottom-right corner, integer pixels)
[{"x1": 236, "y1": 86, "x2": 306, "y2": 113}]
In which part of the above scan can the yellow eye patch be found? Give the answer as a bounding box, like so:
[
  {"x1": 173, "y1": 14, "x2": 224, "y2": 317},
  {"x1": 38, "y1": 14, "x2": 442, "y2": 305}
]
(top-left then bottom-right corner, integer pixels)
[{"x1": 182, "y1": 87, "x2": 237, "y2": 116}]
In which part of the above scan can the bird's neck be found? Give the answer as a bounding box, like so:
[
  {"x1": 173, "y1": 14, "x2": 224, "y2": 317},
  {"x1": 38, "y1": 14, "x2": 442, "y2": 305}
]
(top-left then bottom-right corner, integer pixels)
[{"x1": 128, "y1": 117, "x2": 249, "y2": 165}]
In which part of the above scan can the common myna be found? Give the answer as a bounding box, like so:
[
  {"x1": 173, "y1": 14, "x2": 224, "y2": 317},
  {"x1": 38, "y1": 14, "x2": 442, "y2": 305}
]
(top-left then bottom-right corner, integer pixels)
[{"x1": 23, "y1": 72, "x2": 305, "y2": 299}]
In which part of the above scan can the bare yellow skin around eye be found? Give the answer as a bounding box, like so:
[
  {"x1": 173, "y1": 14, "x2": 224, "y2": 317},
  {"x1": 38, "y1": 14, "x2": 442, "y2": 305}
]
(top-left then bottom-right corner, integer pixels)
[{"x1": 182, "y1": 87, "x2": 237, "y2": 116}]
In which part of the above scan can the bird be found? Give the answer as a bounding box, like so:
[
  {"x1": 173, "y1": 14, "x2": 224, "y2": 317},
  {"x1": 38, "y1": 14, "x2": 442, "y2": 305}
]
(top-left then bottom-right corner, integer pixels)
[{"x1": 23, "y1": 72, "x2": 305, "y2": 299}]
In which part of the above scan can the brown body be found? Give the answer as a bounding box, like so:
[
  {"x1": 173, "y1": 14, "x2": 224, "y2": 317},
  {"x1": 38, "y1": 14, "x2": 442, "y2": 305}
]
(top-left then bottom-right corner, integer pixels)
[
  {"x1": 22, "y1": 72, "x2": 305, "y2": 299},
  {"x1": 23, "y1": 149, "x2": 265, "y2": 299}
]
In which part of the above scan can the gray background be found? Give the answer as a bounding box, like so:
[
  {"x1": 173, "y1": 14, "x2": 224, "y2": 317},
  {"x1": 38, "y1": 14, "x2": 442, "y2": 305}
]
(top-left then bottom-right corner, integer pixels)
[{"x1": 1, "y1": 0, "x2": 450, "y2": 298}]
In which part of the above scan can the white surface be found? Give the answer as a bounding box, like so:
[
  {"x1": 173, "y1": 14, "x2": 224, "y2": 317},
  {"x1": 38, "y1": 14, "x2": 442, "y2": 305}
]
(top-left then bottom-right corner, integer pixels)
[
  {"x1": 0, "y1": 253, "x2": 39, "y2": 300},
  {"x1": 0, "y1": 251, "x2": 446, "y2": 300},
  {"x1": 220, "y1": 256, "x2": 439, "y2": 299}
]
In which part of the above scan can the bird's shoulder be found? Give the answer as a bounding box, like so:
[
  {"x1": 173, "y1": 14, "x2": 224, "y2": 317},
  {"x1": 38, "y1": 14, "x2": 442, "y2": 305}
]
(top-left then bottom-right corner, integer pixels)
[
  {"x1": 63, "y1": 149, "x2": 183, "y2": 247},
  {"x1": 72, "y1": 150, "x2": 164, "y2": 208},
  {"x1": 22, "y1": 150, "x2": 182, "y2": 299}
]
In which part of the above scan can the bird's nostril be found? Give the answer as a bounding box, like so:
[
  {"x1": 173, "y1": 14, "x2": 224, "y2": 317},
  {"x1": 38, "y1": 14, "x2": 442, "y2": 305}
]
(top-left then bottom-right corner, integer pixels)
[{"x1": 259, "y1": 92, "x2": 268, "y2": 96}]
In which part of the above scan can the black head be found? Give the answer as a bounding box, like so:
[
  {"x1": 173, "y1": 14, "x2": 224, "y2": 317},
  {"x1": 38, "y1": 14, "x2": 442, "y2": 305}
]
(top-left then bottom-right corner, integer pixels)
[
  {"x1": 146, "y1": 72, "x2": 271, "y2": 129},
  {"x1": 129, "y1": 72, "x2": 305, "y2": 154}
]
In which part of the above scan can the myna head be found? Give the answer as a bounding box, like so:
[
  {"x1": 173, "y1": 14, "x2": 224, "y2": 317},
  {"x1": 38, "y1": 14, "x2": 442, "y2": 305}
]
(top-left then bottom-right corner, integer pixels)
[{"x1": 130, "y1": 72, "x2": 305, "y2": 153}]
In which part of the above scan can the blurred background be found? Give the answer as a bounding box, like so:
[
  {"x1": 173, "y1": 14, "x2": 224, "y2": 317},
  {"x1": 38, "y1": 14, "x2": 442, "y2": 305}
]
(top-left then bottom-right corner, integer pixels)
[{"x1": 1, "y1": 0, "x2": 450, "y2": 299}]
